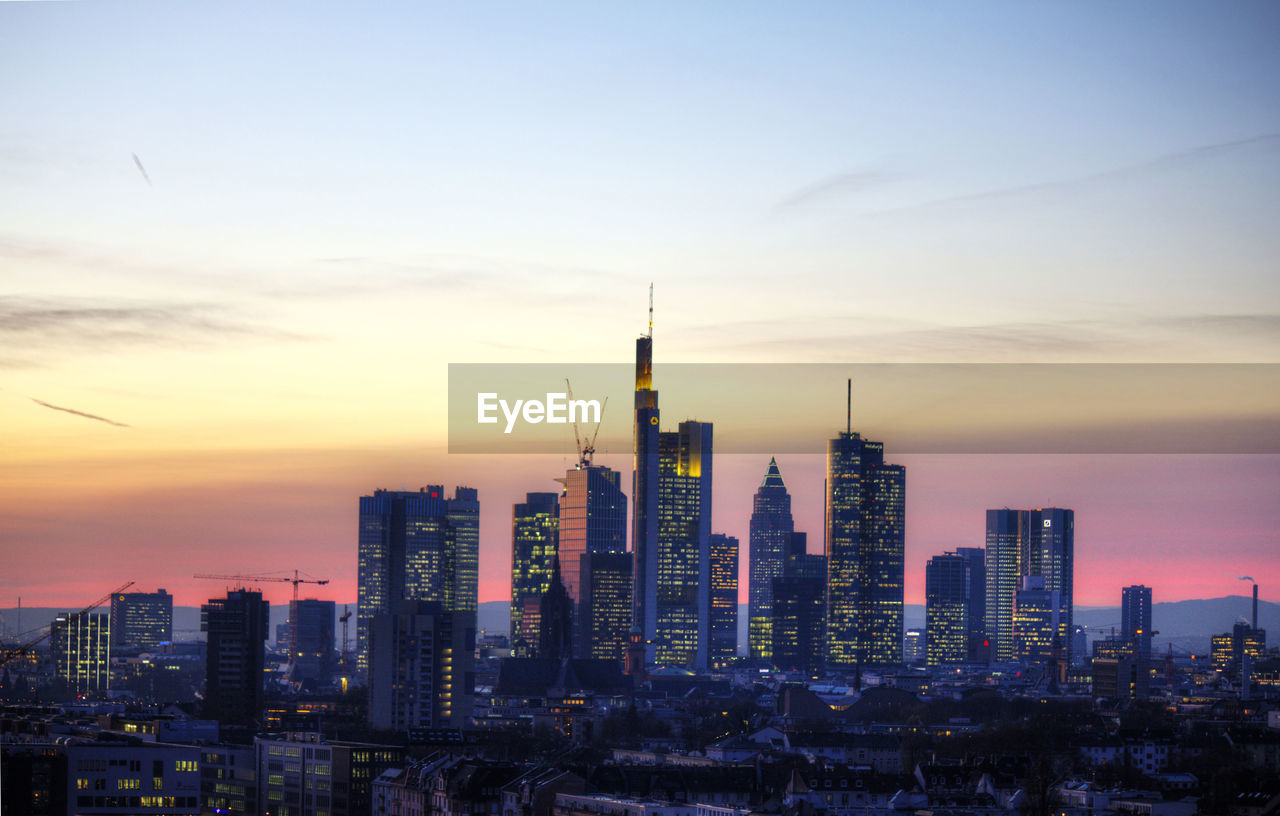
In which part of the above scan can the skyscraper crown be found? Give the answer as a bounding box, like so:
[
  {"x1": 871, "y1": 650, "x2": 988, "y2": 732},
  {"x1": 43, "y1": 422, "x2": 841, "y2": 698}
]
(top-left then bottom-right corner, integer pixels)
[{"x1": 760, "y1": 456, "x2": 786, "y2": 489}]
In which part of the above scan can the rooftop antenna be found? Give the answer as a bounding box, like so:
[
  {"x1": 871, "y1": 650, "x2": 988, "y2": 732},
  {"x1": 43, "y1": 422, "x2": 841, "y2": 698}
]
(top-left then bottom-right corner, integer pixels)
[
  {"x1": 846, "y1": 378, "x2": 851, "y2": 435},
  {"x1": 648, "y1": 282, "x2": 654, "y2": 338}
]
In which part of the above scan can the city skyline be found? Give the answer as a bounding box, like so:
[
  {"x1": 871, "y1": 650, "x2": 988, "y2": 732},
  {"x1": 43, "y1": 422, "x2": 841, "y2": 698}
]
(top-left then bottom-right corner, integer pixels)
[{"x1": 3, "y1": 1, "x2": 1279, "y2": 613}]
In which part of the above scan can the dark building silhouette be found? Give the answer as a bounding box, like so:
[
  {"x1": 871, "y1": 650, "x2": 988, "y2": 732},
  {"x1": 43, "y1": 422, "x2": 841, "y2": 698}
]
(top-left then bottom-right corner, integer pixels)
[
  {"x1": 511, "y1": 492, "x2": 560, "y2": 655},
  {"x1": 771, "y1": 551, "x2": 826, "y2": 674},
  {"x1": 748, "y1": 457, "x2": 794, "y2": 661},
  {"x1": 357, "y1": 486, "x2": 479, "y2": 675},
  {"x1": 925, "y1": 553, "x2": 969, "y2": 666},
  {"x1": 109, "y1": 588, "x2": 173, "y2": 653},
  {"x1": 202, "y1": 589, "x2": 269, "y2": 729},
  {"x1": 825, "y1": 384, "x2": 906, "y2": 668},
  {"x1": 1121, "y1": 584, "x2": 1153, "y2": 659},
  {"x1": 368, "y1": 600, "x2": 475, "y2": 731},
  {"x1": 955, "y1": 547, "x2": 987, "y2": 661},
  {"x1": 539, "y1": 559, "x2": 574, "y2": 662},
  {"x1": 709, "y1": 533, "x2": 739, "y2": 662},
  {"x1": 289, "y1": 598, "x2": 336, "y2": 688}
]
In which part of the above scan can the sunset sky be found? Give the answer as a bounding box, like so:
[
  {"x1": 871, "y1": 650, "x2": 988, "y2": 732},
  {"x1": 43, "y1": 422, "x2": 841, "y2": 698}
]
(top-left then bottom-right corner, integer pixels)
[{"x1": 2, "y1": 2, "x2": 1278, "y2": 614}]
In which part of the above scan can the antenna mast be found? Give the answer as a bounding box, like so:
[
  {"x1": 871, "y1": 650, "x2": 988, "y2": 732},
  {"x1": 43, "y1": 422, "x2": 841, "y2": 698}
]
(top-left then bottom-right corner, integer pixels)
[
  {"x1": 846, "y1": 378, "x2": 851, "y2": 434},
  {"x1": 648, "y1": 282, "x2": 653, "y2": 338}
]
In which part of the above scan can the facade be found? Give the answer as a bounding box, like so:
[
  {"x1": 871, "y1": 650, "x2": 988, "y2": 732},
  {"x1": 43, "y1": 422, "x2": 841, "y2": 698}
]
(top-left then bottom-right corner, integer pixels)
[
  {"x1": 1033, "y1": 508, "x2": 1074, "y2": 660},
  {"x1": 1121, "y1": 584, "x2": 1153, "y2": 659},
  {"x1": 984, "y1": 509, "x2": 1026, "y2": 663},
  {"x1": 654, "y1": 420, "x2": 714, "y2": 669},
  {"x1": 770, "y1": 552, "x2": 826, "y2": 674},
  {"x1": 108, "y1": 589, "x2": 173, "y2": 653},
  {"x1": 925, "y1": 553, "x2": 969, "y2": 666},
  {"x1": 357, "y1": 486, "x2": 480, "y2": 675},
  {"x1": 201, "y1": 589, "x2": 270, "y2": 729},
  {"x1": 632, "y1": 331, "x2": 660, "y2": 661},
  {"x1": 708, "y1": 533, "x2": 739, "y2": 663},
  {"x1": 289, "y1": 598, "x2": 336, "y2": 687},
  {"x1": 368, "y1": 600, "x2": 476, "y2": 732},
  {"x1": 65, "y1": 741, "x2": 202, "y2": 815},
  {"x1": 50, "y1": 612, "x2": 111, "y2": 695},
  {"x1": 200, "y1": 745, "x2": 257, "y2": 816},
  {"x1": 579, "y1": 551, "x2": 632, "y2": 663},
  {"x1": 256, "y1": 734, "x2": 404, "y2": 816},
  {"x1": 955, "y1": 547, "x2": 987, "y2": 661},
  {"x1": 748, "y1": 458, "x2": 795, "y2": 661},
  {"x1": 510, "y1": 492, "x2": 560, "y2": 656},
  {"x1": 984, "y1": 507, "x2": 1074, "y2": 662},
  {"x1": 825, "y1": 420, "x2": 906, "y2": 668},
  {"x1": 1013, "y1": 576, "x2": 1060, "y2": 664}
]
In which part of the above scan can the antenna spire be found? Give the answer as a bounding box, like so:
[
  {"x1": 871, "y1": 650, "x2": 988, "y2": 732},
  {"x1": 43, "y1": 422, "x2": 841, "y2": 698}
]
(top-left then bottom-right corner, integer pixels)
[
  {"x1": 846, "y1": 378, "x2": 851, "y2": 434},
  {"x1": 648, "y1": 282, "x2": 654, "y2": 338}
]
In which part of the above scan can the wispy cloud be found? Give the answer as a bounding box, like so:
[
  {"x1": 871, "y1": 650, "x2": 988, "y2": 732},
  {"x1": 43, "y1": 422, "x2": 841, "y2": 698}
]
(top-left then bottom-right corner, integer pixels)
[
  {"x1": 30, "y1": 398, "x2": 130, "y2": 428},
  {"x1": 775, "y1": 170, "x2": 899, "y2": 211}
]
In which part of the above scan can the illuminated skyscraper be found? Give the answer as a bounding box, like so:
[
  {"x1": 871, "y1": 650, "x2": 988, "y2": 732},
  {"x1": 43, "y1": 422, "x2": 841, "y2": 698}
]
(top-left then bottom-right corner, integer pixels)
[
  {"x1": 825, "y1": 384, "x2": 906, "y2": 668},
  {"x1": 984, "y1": 509, "x2": 1027, "y2": 662},
  {"x1": 633, "y1": 322, "x2": 660, "y2": 659},
  {"x1": 655, "y1": 420, "x2": 713, "y2": 668},
  {"x1": 202, "y1": 589, "x2": 269, "y2": 728},
  {"x1": 925, "y1": 553, "x2": 969, "y2": 666},
  {"x1": 1121, "y1": 584, "x2": 1153, "y2": 659},
  {"x1": 1032, "y1": 508, "x2": 1074, "y2": 660},
  {"x1": 109, "y1": 588, "x2": 173, "y2": 653},
  {"x1": 1013, "y1": 576, "x2": 1060, "y2": 664},
  {"x1": 510, "y1": 492, "x2": 559, "y2": 654},
  {"x1": 709, "y1": 533, "x2": 739, "y2": 663},
  {"x1": 748, "y1": 458, "x2": 794, "y2": 661},
  {"x1": 580, "y1": 551, "x2": 632, "y2": 662},
  {"x1": 357, "y1": 486, "x2": 479, "y2": 675},
  {"x1": 556, "y1": 460, "x2": 628, "y2": 659},
  {"x1": 50, "y1": 612, "x2": 110, "y2": 694},
  {"x1": 984, "y1": 507, "x2": 1074, "y2": 663},
  {"x1": 771, "y1": 551, "x2": 825, "y2": 674}
]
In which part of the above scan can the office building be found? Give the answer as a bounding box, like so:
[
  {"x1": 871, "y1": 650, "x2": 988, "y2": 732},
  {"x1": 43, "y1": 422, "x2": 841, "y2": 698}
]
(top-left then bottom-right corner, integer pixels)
[
  {"x1": 202, "y1": 589, "x2": 270, "y2": 729},
  {"x1": 709, "y1": 533, "x2": 739, "y2": 663},
  {"x1": 825, "y1": 388, "x2": 906, "y2": 668},
  {"x1": 985, "y1": 509, "x2": 1026, "y2": 662},
  {"x1": 50, "y1": 612, "x2": 110, "y2": 695},
  {"x1": 256, "y1": 734, "x2": 404, "y2": 816},
  {"x1": 748, "y1": 457, "x2": 795, "y2": 661},
  {"x1": 368, "y1": 600, "x2": 475, "y2": 732},
  {"x1": 654, "y1": 420, "x2": 714, "y2": 668},
  {"x1": 1013, "y1": 576, "x2": 1060, "y2": 665},
  {"x1": 1121, "y1": 585, "x2": 1153, "y2": 659},
  {"x1": 1033, "y1": 508, "x2": 1075, "y2": 660},
  {"x1": 632, "y1": 325, "x2": 660, "y2": 659},
  {"x1": 903, "y1": 629, "x2": 925, "y2": 665},
  {"x1": 510, "y1": 492, "x2": 560, "y2": 654},
  {"x1": 289, "y1": 598, "x2": 336, "y2": 687},
  {"x1": 109, "y1": 589, "x2": 173, "y2": 653},
  {"x1": 925, "y1": 553, "x2": 969, "y2": 666},
  {"x1": 955, "y1": 547, "x2": 987, "y2": 661},
  {"x1": 579, "y1": 551, "x2": 632, "y2": 663},
  {"x1": 200, "y1": 745, "x2": 258, "y2": 816},
  {"x1": 357, "y1": 486, "x2": 479, "y2": 675},
  {"x1": 985, "y1": 507, "x2": 1074, "y2": 662},
  {"x1": 1092, "y1": 656, "x2": 1150, "y2": 700},
  {"x1": 771, "y1": 552, "x2": 826, "y2": 674}
]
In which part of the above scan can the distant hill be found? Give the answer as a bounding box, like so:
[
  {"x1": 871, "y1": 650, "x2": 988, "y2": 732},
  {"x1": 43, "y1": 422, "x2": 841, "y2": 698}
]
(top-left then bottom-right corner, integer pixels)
[{"x1": 3, "y1": 595, "x2": 1273, "y2": 654}]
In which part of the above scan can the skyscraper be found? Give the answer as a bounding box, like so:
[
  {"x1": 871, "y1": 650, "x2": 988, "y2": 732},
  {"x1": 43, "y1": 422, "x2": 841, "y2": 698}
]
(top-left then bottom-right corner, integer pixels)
[
  {"x1": 289, "y1": 598, "x2": 336, "y2": 687},
  {"x1": 557, "y1": 460, "x2": 628, "y2": 659},
  {"x1": 1013, "y1": 576, "x2": 1060, "y2": 664},
  {"x1": 357, "y1": 486, "x2": 479, "y2": 675},
  {"x1": 955, "y1": 547, "x2": 987, "y2": 661},
  {"x1": 748, "y1": 458, "x2": 794, "y2": 661},
  {"x1": 109, "y1": 589, "x2": 173, "y2": 653},
  {"x1": 1032, "y1": 508, "x2": 1074, "y2": 660},
  {"x1": 50, "y1": 612, "x2": 110, "y2": 694},
  {"x1": 368, "y1": 601, "x2": 475, "y2": 732},
  {"x1": 925, "y1": 553, "x2": 969, "y2": 666},
  {"x1": 825, "y1": 385, "x2": 906, "y2": 668},
  {"x1": 655, "y1": 420, "x2": 714, "y2": 668},
  {"x1": 510, "y1": 492, "x2": 559, "y2": 654},
  {"x1": 632, "y1": 324, "x2": 660, "y2": 658},
  {"x1": 771, "y1": 551, "x2": 826, "y2": 674},
  {"x1": 984, "y1": 509, "x2": 1027, "y2": 662},
  {"x1": 1121, "y1": 585, "x2": 1153, "y2": 660},
  {"x1": 709, "y1": 533, "x2": 739, "y2": 663},
  {"x1": 202, "y1": 589, "x2": 269, "y2": 728},
  {"x1": 579, "y1": 551, "x2": 633, "y2": 662}
]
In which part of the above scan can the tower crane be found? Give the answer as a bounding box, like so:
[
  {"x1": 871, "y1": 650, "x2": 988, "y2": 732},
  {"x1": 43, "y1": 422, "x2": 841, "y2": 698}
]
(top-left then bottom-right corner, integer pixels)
[
  {"x1": 563, "y1": 378, "x2": 607, "y2": 467},
  {"x1": 1, "y1": 581, "x2": 135, "y2": 667},
  {"x1": 194, "y1": 571, "x2": 329, "y2": 658},
  {"x1": 339, "y1": 606, "x2": 352, "y2": 660}
]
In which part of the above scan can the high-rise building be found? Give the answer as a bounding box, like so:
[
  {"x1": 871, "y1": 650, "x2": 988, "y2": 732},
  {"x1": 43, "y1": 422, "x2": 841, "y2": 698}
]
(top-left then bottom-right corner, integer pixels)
[
  {"x1": 357, "y1": 486, "x2": 479, "y2": 675},
  {"x1": 632, "y1": 327, "x2": 660, "y2": 659},
  {"x1": 654, "y1": 420, "x2": 714, "y2": 668},
  {"x1": 539, "y1": 558, "x2": 574, "y2": 662},
  {"x1": 825, "y1": 388, "x2": 906, "y2": 669},
  {"x1": 1121, "y1": 585, "x2": 1153, "y2": 659},
  {"x1": 925, "y1": 553, "x2": 969, "y2": 667},
  {"x1": 510, "y1": 492, "x2": 559, "y2": 654},
  {"x1": 955, "y1": 547, "x2": 987, "y2": 661},
  {"x1": 748, "y1": 458, "x2": 794, "y2": 661},
  {"x1": 984, "y1": 509, "x2": 1027, "y2": 662},
  {"x1": 109, "y1": 589, "x2": 173, "y2": 653},
  {"x1": 368, "y1": 601, "x2": 475, "y2": 732},
  {"x1": 579, "y1": 551, "x2": 632, "y2": 663},
  {"x1": 1032, "y1": 508, "x2": 1074, "y2": 660},
  {"x1": 903, "y1": 629, "x2": 926, "y2": 665},
  {"x1": 289, "y1": 598, "x2": 336, "y2": 687},
  {"x1": 1013, "y1": 576, "x2": 1060, "y2": 664},
  {"x1": 202, "y1": 589, "x2": 269, "y2": 728},
  {"x1": 50, "y1": 612, "x2": 110, "y2": 694},
  {"x1": 770, "y1": 552, "x2": 826, "y2": 674},
  {"x1": 557, "y1": 461, "x2": 628, "y2": 659},
  {"x1": 709, "y1": 533, "x2": 739, "y2": 663}
]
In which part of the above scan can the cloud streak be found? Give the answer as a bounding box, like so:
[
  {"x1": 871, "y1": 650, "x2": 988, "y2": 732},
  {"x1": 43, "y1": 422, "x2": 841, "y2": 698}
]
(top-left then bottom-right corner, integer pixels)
[
  {"x1": 775, "y1": 170, "x2": 898, "y2": 211},
  {"x1": 30, "y1": 398, "x2": 130, "y2": 428}
]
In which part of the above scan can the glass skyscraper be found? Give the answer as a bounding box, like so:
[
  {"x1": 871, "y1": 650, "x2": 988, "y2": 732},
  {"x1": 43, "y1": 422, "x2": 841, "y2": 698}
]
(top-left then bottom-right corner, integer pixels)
[
  {"x1": 771, "y1": 551, "x2": 826, "y2": 674},
  {"x1": 925, "y1": 553, "x2": 969, "y2": 666},
  {"x1": 357, "y1": 486, "x2": 479, "y2": 675},
  {"x1": 510, "y1": 491, "x2": 559, "y2": 654},
  {"x1": 825, "y1": 414, "x2": 906, "y2": 669},
  {"x1": 985, "y1": 507, "x2": 1074, "y2": 663},
  {"x1": 1121, "y1": 584, "x2": 1153, "y2": 659},
  {"x1": 709, "y1": 533, "x2": 739, "y2": 663},
  {"x1": 748, "y1": 458, "x2": 794, "y2": 661},
  {"x1": 557, "y1": 462, "x2": 628, "y2": 660}
]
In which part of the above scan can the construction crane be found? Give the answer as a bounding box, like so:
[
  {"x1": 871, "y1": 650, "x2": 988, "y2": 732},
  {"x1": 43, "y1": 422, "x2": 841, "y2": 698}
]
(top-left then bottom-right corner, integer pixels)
[
  {"x1": 563, "y1": 378, "x2": 607, "y2": 467},
  {"x1": 339, "y1": 606, "x2": 352, "y2": 660},
  {"x1": 1, "y1": 581, "x2": 135, "y2": 668},
  {"x1": 193, "y1": 570, "x2": 329, "y2": 607}
]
